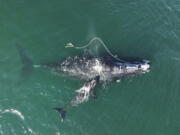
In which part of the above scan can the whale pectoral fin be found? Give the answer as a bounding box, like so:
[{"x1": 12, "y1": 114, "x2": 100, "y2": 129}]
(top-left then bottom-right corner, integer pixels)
[{"x1": 94, "y1": 75, "x2": 100, "y2": 82}]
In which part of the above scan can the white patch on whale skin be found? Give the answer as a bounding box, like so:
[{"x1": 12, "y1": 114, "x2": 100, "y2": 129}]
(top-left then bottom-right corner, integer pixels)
[
  {"x1": 126, "y1": 66, "x2": 138, "y2": 73},
  {"x1": 116, "y1": 79, "x2": 121, "y2": 83},
  {"x1": 93, "y1": 59, "x2": 103, "y2": 74},
  {"x1": 72, "y1": 85, "x2": 91, "y2": 105},
  {"x1": 0, "y1": 109, "x2": 25, "y2": 120}
]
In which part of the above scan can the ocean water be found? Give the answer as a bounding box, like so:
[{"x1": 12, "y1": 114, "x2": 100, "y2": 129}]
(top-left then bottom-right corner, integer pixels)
[{"x1": 0, "y1": 0, "x2": 180, "y2": 135}]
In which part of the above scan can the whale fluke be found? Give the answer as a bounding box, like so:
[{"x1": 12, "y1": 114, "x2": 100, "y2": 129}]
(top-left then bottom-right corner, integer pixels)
[
  {"x1": 54, "y1": 108, "x2": 66, "y2": 122},
  {"x1": 16, "y1": 44, "x2": 33, "y2": 83}
]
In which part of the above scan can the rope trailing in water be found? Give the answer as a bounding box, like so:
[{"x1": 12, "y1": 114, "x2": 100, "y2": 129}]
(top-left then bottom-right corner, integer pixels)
[{"x1": 65, "y1": 37, "x2": 126, "y2": 62}]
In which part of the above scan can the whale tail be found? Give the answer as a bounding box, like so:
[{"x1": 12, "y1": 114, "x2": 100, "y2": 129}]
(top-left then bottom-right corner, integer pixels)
[
  {"x1": 16, "y1": 44, "x2": 34, "y2": 83},
  {"x1": 54, "y1": 108, "x2": 66, "y2": 122}
]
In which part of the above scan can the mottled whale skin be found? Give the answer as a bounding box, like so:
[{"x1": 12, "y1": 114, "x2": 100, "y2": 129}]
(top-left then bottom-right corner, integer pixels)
[{"x1": 46, "y1": 56, "x2": 150, "y2": 83}]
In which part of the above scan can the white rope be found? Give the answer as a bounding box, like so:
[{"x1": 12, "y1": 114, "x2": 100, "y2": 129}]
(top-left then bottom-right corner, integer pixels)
[{"x1": 65, "y1": 37, "x2": 126, "y2": 62}]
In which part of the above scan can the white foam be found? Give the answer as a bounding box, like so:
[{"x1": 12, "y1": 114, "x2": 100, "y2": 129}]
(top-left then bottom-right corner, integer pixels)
[
  {"x1": 0, "y1": 109, "x2": 25, "y2": 120},
  {"x1": 27, "y1": 127, "x2": 36, "y2": 134}
]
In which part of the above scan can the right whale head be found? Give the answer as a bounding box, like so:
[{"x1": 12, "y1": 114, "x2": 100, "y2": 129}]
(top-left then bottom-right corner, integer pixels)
[{"x1": 112, "y1": 59, "x2": 151, "y2": 75}]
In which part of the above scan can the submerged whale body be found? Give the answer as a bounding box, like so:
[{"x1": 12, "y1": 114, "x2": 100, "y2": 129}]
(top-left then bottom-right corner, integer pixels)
[{"x1": 16, "y1": 37, "x2": 151, "y2": 122}]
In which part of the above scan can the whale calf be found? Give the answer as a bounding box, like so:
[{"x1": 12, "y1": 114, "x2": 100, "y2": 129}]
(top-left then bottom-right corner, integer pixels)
[{"x1": 16, "y1": 37, "x2": 150, "y2": 122}]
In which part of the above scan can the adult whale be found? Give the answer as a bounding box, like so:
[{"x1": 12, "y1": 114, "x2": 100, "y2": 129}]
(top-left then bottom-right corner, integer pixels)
[{"x1": 16, "y1": 37, "x2": 150, "y2": 122}]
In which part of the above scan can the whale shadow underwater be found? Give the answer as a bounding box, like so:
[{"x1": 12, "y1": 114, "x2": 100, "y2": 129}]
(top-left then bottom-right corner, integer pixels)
[{"x1": 16, "y1": 37, "x2": 151, "y2": 122}]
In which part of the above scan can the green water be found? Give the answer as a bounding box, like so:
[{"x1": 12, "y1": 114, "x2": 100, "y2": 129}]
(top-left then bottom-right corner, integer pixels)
[{"x1": 0, "y1": 0, "x2": 180, "y2": 135}]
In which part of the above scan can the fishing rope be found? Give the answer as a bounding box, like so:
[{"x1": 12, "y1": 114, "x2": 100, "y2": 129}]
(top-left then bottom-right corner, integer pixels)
[{"x1": 65, "y1": 37, "x2": 126, "y2": 62}]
